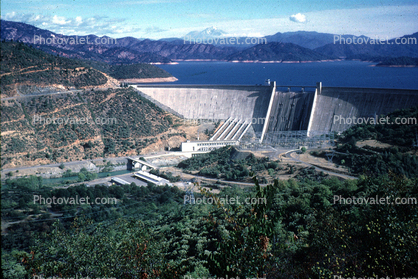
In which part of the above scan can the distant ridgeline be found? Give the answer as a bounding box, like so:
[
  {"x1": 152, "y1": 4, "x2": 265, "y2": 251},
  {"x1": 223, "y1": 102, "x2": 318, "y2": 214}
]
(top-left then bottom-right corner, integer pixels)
[
  {"x1": 133, "y1": 83, "x2": 418, "y2": 145},
  {"x1": 2, "y1": 20, "x2": 418, "y2": 65},
  {"x1": 0, "y1": 41, "x2": 174, "y2": 98}
]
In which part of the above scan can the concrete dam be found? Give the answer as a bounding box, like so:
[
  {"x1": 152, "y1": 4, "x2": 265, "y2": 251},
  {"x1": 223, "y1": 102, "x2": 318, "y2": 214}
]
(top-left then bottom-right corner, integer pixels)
[{"x1": 133, "y1": 83, "x2": 418, "y2": 146}]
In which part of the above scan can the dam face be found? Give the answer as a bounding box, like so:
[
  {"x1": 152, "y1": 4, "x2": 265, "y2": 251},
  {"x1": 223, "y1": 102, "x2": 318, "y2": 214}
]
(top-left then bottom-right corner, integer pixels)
[
  {"x1": 133, "y1": 84, "x2": 273, "y2": 136},
  {"x1": 133, "y1": 85, "x2": 271, "y2": 119},
  {"x1": 133, "y1": 84, "x2": 418, "y2": 145},
  {"x1": 308, "y1": 87, "x2": 418, "y2": 133}
]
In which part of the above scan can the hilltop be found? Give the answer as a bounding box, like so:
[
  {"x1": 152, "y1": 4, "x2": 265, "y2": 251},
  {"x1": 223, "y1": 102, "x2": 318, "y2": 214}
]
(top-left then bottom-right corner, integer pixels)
[
  {"x1": 0, "y1": 41, "x2": 108, "y2": 98},
  {"x1": 0, "y1": 41, "x2": 176, "y2": 98}
]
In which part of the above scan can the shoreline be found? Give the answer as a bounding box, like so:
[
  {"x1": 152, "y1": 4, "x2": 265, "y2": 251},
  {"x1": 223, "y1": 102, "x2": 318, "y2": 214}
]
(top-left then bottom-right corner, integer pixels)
[
  {"x1": 118, "y1": 76, "x2": 178, "y2": 83},
  {"x1": 158, "y1": 59, "x2": 417, "y2": 66},
  {"x1": 150, "y1": 62, "x2": 179, "y2": 65},
  {"x1": 373, "y1": 64, "x2": 418, "y2": 68},
  {"x1": 229, "y1": 59, "x2": 342, "y2": 63},
  {"x1": 170, "y1": 59, "x2": 342, "y2": 63}
]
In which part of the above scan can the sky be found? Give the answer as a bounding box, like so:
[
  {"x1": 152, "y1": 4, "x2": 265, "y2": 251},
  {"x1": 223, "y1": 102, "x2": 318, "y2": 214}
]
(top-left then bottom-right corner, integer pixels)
[{"x1": 1, "y1": 0, "x2": 417, "y2": 39}]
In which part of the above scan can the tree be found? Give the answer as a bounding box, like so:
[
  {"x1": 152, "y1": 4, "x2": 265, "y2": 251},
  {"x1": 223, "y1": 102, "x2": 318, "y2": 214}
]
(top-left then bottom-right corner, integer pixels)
[{"x1": 204, "y1": 177, "x2": 279, "y2": 278}]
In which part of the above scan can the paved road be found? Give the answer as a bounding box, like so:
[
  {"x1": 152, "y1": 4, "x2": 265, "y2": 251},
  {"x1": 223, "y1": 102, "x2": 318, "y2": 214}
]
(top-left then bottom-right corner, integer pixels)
[
  {"x1": 1, "y1": 89, "x2": 83, "y2": 101},
  {"x1": 282, "y1": 150, "x2": 358, "y2": 180},
  {"x1": 1, "y1": 156, "x2": 127, "y2": 173},
  {"x1": 2, "y1": 148, "x2": 357, "y2": 191},
  {"x1": 187, "y1": 174, "x2": 267, "y2": 187}
]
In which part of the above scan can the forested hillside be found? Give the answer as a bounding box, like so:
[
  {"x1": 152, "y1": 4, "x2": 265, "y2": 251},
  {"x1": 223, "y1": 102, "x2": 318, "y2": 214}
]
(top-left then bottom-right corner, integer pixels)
[
  {"x1": 330, "y1": 106, "x2": 418, "y2": 177},
  {"x1": 1, "y1": 87, "x2": 182, "y2": 168}
]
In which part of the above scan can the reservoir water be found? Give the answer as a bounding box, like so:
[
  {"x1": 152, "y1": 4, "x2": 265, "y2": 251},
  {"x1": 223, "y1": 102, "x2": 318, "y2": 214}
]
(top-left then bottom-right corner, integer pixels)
[{"x1": 157, "y1": 61, "x2": 418, "y2": 89}]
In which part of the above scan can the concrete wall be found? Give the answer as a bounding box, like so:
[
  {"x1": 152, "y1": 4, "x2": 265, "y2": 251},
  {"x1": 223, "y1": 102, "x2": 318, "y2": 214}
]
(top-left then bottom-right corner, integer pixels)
[
  {"x1": 309, "y1": 87, "x2": 418, "y2": 133},
  {"x1": 134, "y1": 84, "x2": 272, "y2": 134},
  {"x1": 134, "y1": 84, "x2": 418, "y2": 142}
]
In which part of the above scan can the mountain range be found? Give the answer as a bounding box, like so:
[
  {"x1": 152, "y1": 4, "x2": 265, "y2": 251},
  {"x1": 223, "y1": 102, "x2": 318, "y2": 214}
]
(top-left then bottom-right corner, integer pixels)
[{"x1": 1, "y1": 20, "x2": 417, "y2": 64}]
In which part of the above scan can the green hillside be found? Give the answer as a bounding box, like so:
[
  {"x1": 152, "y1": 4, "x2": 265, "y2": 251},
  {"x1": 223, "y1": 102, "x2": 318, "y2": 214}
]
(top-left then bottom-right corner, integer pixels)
[
  {"x1": 0, "y1": 41, "x2": 175, "y2": 98},
  {"x1": 0, "y1": 41, "x2": 108, "y2": 97},
  {"x1": 1, "y1": 87, "x2": 179, "y2": 167}
]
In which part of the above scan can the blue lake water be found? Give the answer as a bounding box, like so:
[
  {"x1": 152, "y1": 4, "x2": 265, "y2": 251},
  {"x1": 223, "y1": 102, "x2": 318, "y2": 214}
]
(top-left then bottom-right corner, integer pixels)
[{"x1": 157, "y1": 61, "x2": 418, "y2": 89}]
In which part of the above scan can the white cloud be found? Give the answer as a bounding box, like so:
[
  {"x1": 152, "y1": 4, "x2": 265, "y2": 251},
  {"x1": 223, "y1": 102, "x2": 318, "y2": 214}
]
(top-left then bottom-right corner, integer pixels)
[
  {"x1": 52, "y1": 15, "x2": 69, "y2": 25},
  {"x1": 2, "y1": 12, "x2": 141, "y2": 37},
  {"x1": 4, "y1": 11, "x2": 16, "y2": 19},
  {"x1": 290, "y1": 13, "x2": 306, "y2": 23},
  {"x1": 75, "y1": 16, "x2": 83, "y2": 25}
]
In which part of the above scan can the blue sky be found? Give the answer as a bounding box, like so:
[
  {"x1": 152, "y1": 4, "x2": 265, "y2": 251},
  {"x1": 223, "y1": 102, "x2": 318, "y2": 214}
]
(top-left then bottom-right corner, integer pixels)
[{"x1": 1, "y1": 0, "x2": 417, "y2": 39}]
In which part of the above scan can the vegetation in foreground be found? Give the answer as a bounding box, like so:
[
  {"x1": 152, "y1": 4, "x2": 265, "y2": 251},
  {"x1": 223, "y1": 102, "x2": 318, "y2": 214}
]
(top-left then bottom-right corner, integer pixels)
[
  {"x1": 178, "y1": 146, "x2": 328, "y2": 183},
  {"x1": 330, "y1": 106, "x2": 418, "y2": 178},
  {"x1": 2, "y1": 172, "x2": 417, "y2": 278}
]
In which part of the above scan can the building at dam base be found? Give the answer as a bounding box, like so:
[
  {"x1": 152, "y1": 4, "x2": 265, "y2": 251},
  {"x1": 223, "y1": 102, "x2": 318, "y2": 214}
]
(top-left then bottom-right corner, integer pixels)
[{"x1": 133, "y1": 83, "x2": 418, "y2": 147}]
